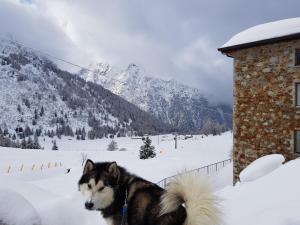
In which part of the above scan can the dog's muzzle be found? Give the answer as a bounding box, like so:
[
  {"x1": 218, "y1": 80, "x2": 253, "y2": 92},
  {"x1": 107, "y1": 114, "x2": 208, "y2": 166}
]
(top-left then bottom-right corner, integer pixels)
[{"x1": 85, "y1": 201, "x2": 94, "y2": 210}]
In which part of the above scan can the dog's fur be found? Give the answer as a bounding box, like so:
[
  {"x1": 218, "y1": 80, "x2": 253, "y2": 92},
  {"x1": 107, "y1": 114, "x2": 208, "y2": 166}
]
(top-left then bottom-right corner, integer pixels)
[{"x1": 78, "y1": 160, "x2": 221, "y2": 225}]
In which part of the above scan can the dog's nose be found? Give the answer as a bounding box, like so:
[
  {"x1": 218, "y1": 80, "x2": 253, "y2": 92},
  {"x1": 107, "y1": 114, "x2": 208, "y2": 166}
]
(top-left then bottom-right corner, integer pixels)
[{"x1": 85, "y1": 202, "x2": 94, "y2": 210}]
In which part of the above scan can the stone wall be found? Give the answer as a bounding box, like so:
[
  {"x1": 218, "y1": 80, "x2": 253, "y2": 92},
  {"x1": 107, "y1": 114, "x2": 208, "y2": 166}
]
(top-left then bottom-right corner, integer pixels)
[{"x1": 228, "y1": 39, "x2": 300, "y2": 182}]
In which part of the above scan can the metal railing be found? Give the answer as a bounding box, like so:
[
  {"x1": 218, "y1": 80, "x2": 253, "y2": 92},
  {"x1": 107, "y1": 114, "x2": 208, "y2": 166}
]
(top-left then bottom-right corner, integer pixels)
[{"x1": 156, "y1": 158, "x2": 232, "y2": 188}]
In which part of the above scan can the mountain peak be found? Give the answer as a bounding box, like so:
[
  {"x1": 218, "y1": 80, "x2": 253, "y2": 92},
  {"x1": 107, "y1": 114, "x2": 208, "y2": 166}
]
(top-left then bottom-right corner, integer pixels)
[
  {"x1": 126, "y1": 63, "x2": 140, "y2": 75},
  {"x1": 78, "y1": 62, "x2": 232, "y2": 133},
  {"x1": 94, "y1": 62, "x2": 111, "y2": 75}
]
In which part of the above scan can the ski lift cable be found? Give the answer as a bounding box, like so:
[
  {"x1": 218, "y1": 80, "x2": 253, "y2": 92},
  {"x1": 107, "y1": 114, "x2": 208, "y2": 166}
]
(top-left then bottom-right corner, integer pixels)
[{"x1": 0, "y1": 34, "x2": 127, "y2": 85}]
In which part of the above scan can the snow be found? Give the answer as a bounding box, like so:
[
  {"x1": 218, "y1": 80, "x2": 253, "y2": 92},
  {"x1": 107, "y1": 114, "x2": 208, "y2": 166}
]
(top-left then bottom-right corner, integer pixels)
[
  {"x1": 0, "y1": 188, "x2": 41, "y2": 225},
  {"x1": 222, "y1": 17, "x2": 300, "y2": 48},
  {"x1": 78, "y1": 61, "x2": 232, "y2": 133},
  {"x1": 239, "y1": 154, "x2": 285, "y2": 182},
  {"x1": 0, "y1": 133, "x2": 232, "y2": 182},
  {"x1": 1, "y1": 132, "x2": 299, "y2": 225},
  {"x1": 219, "y1": 158, "x2": 300, "y2": 225},
  {"x1": 0, "y1": 132, "x2": 232, "y2": 225}
]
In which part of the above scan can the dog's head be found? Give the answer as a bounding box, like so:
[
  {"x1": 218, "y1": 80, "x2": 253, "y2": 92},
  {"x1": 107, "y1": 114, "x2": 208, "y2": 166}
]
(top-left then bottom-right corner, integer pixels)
[{"x1": 78, "y1": 159, "x2": 120, "y2": 211}]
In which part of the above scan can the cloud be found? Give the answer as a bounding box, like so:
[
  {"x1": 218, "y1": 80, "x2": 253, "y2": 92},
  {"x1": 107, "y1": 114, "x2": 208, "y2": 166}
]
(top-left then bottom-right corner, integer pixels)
[
  {"x1": 174, "y1": 38, "x2": 226, "y2": 73},
  {"x1": 1, "y1": 0, "x2": 300, "y2": 105},
  {"x1": 0, "y1": 0, "x2": 92, "y2": 71},
  {"x1": 172, "y1": 38, "x2": 232, "y2": 104}
]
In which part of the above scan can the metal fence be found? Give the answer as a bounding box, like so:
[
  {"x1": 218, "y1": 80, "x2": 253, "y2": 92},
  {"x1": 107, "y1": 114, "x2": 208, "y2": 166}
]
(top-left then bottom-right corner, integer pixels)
[{"x1": 156, "y1": 158, "x2": 232, "y2": 188}]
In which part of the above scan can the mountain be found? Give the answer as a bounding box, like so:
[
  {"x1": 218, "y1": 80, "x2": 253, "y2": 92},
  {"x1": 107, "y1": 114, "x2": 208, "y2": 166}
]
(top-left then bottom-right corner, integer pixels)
[
  {"x1": 78, "y1": 63, "x2": 232, "y2": 133},
  {"x1": 0, "y1": 38, "x2": 172, "y2": 139}
]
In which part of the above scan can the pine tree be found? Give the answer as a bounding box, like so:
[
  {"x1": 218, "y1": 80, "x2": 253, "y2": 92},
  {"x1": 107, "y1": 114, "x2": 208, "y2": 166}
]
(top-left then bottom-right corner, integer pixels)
[
  {"x1": 26, "y1": 137, "x2": 33, "y2": 149},
  {"x1": 17, "y1": 104, "x2": 21, "y2": 113},
  {"x1": 52, "y1": 140, "x2": 58, "y2": 150},
  {"x1": 81, "y1": 127, "x2": 86, "y2": 140},
  {"x1": 3, "y1": 129, "x2": 8, "y2": 136},
  {"x1": 40, "y1": 106, "x2": 44, "y2": 117},
  {"x1": 139, "y1": 137, "x2": 156, "y2": 159},
  {"x1": 33, "y1": 133, "x2": 41, "y2": 149},
  {"x1": 107, "y1": 140, "x2": 118, "y2": 151},
  {"x1": 34, "y1": 109, "x2": 38, "y2": 120}
]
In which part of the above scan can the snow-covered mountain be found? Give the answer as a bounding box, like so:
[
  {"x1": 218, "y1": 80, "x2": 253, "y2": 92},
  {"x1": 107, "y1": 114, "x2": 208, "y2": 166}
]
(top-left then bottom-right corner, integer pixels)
[
  {"x1": 79, "y1": 63, "x2": 232, "y2": 133},
  {"x1": 0, "y1": 38, "x2": 171, "y2": 138}
]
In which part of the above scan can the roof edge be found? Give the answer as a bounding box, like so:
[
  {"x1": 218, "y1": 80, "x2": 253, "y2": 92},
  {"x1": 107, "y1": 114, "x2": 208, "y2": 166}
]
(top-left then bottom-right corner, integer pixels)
[{"x1": 218, "y1": 32, "x2": 300, "y2": 53}]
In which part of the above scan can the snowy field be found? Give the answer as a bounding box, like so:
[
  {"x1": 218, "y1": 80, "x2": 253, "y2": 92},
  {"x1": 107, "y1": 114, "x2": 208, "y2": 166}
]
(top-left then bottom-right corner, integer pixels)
[
  {"x1": 0, "y1": 132, "x2": 232, "y2": 225},
  {"x1": 0, "y1": 131, "x2": 299, "y2": 225}
]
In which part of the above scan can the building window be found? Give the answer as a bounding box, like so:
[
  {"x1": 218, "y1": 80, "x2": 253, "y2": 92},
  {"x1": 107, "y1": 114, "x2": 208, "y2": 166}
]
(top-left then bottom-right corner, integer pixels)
[
  {"x1": 295, "y1": 131, "x2": 300, "y2": 154},
  {"x1": 295, "y1": 49, "x2": 300, "y2": 66},
  {"x1": 296, "y1": 83, "x2": 300, "y2": 106}
]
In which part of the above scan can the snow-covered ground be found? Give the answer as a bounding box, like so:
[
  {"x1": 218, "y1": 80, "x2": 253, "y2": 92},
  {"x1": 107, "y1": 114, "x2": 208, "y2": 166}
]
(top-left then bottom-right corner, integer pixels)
[
  {"x1": 0, "y1": 132, "x2": 232, "y2": 225},
  {"x1": 1, "y1": 132, "x2": 299, "y2": 225},
  {"x1": 0, "y1": 133, "x2": 232, "y2": 182},
  {"x1": 219, "y1": 156, "x2": 300, "y2": 225}
]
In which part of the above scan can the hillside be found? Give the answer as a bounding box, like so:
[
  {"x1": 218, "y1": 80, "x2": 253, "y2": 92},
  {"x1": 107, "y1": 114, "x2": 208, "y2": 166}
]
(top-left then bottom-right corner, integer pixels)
[
  {"x1": 0, "y1": 38, "x2": 172, "y2": 140},
  {"x1": 79, "y1": 62, "x2": 232, "y2": 133}
]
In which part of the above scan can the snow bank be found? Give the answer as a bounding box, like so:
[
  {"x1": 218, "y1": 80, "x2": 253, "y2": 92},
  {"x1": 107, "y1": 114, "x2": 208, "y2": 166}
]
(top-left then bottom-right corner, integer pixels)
[
  {"x1": 0, "y1": 188, "x2": 41, "y2": 225},
  {"x1": 222, "y1": 17, "x2": 300, "y2": 48},
  {"x1": 239, "y1": 154, "x2": 284, "y2": 182},
  {"x1": 219, "y1": 158, "x2": 300, "y2": 225},
  {"x1": 0, "y1": 176, "x2": 101, "y2": 225}
]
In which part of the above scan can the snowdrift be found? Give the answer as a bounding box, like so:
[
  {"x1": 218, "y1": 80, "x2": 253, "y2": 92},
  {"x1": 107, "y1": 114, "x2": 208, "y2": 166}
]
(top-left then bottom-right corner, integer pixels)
[
  {"x1": 0, "y1": 188, "x2": 41, "y2": 225},
  {"x1": 239, "y1": 154, "x2": 284, "y2": 182},
  {"x1": 219, "y1": 158, "x2": 300, "y2": 225}
]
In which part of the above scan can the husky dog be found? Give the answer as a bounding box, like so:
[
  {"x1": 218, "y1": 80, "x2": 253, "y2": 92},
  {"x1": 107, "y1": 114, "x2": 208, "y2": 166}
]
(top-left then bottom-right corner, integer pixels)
[{"x1": 78, "y1": 159, "x2": 221, "y2": 225}]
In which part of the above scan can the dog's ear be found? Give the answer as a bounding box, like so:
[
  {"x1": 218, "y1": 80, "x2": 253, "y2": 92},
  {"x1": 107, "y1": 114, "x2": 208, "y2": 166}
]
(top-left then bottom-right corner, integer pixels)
[
  {"x1": 83, "y1": 159, "x2": 95, "y2": 174},
  {"x1": 107, "y1": 161, "x2": 119, "y2": 179}
]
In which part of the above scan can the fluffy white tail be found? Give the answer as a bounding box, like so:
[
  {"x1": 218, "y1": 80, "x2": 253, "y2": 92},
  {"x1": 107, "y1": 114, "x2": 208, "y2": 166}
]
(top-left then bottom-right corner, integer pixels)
[{"x1": 160, "y1": 172, "x2": 222, "y2": 225}]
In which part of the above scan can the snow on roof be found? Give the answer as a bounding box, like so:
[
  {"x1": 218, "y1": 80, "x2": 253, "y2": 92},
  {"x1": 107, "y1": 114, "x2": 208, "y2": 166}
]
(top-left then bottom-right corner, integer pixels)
[{"x1": 220, "y1": 18, "x2": 300, "y2": 51}]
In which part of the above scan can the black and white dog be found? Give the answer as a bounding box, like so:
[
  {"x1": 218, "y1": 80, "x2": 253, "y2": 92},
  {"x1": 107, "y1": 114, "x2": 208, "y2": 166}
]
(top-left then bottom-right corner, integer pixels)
[{"x1": 78, "y1": 160, "x2": 221, "y2": 225}]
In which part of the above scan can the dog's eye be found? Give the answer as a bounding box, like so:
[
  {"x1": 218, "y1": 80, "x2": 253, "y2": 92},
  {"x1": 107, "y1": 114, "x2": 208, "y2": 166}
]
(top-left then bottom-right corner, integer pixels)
[
  {"x1": 87, "y1": 184, "x2": 92, "y2": 189},
  {"x1": 99, "y1": 186, "x2": 105, "y2": 191}
]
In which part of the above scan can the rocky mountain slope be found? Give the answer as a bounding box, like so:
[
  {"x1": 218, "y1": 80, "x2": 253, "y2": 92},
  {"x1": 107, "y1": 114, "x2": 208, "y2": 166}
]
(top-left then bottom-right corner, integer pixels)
[
  {"x1": 0, "y1": 38, "x2": 172, "y2": 139},
  {"x1": 79, "y1": 63, "x2": 232, "y2": 133}
]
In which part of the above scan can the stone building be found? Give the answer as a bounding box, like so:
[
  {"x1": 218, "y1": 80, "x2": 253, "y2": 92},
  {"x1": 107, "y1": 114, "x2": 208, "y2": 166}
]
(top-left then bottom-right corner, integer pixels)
[{"x1": 218, "y1": 18, "x2": 300, "y2": 181}]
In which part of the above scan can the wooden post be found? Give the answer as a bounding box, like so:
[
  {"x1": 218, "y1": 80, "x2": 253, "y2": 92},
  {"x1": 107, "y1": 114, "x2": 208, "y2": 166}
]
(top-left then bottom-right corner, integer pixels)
[
  {"x1": 7, "y1": 165, "x2": 11, "y2": 174},
  {"x1": 32, "y1": 164, "x2": 35, "y2": 171},
  {"x1": 48, "y1": 162, "x2": 51, "y2": 168},
  {"x1": 54, "y1": 162, "x2": 57, "y2": 167},
  {"x1": 59, "y1": 162, "x2": 62, "y2": 167},
  {"x1": 40, "y1": 164, "x2": 44, "y2": 171},
  {"x1": 20, "y1": 164, "x2": 24, "y2": 172}
]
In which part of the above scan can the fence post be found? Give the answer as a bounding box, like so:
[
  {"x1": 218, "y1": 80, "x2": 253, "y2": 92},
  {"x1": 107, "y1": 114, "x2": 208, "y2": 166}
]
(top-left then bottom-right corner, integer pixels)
[
  {"x1": 20, "y1": 164, "x2": 24, "y2": 172},
  {"x1": 40, "y1": 164, "x2": 44, "y2": 171},
  {"x1": 32, "y1": 164, "x2": 35, "y2": 171},
  {"x1": 7, "y1": 165, "x2": 11, "y2": 174},
  {"x1": 48, "y1": 162, "x2": 51, "y2": 168}
]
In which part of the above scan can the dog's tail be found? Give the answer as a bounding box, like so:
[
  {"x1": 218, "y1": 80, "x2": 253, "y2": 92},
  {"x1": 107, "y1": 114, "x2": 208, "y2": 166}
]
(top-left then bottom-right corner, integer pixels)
[{"x1": 160, "y1": 172, "x2": 222, "y2": 225}]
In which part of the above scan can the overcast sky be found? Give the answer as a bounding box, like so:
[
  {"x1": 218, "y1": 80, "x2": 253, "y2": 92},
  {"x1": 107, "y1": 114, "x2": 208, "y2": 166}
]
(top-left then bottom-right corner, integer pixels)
[{"x1": 1, "y1": 0, "x2": 300, "y2": 104}]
